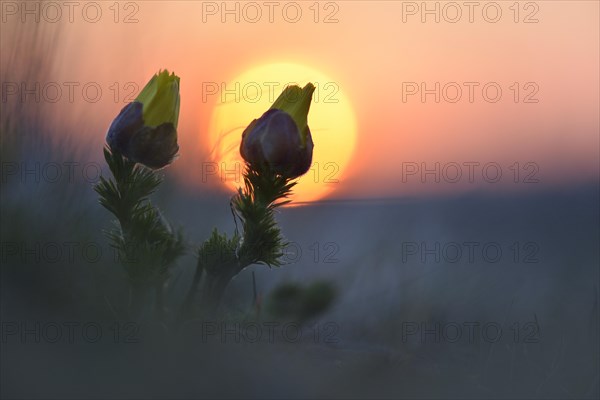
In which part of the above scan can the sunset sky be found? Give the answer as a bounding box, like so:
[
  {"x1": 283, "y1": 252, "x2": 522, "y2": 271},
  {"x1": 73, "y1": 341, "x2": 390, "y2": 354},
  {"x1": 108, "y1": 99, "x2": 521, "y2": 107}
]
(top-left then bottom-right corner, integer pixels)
[{"x1": 2, "y1": 0, "x2": 598, "y2": 201}]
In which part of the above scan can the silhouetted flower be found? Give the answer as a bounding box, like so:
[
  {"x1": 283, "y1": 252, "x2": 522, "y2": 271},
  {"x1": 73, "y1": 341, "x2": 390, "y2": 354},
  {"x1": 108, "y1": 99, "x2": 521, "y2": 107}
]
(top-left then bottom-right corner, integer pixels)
[
  {"x1": 106, "y1": 70, "x2": 180, "y2": 169},
  {"x1": 240, "y1": 83, "x2": 315, "y2": 178}
]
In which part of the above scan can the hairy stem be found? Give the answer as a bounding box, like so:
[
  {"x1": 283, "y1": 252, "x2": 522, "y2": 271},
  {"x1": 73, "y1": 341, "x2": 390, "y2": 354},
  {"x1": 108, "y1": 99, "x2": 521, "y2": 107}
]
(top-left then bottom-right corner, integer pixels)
[{"x1": 184, "y1": 164, "x2": 293, "y2": 320}]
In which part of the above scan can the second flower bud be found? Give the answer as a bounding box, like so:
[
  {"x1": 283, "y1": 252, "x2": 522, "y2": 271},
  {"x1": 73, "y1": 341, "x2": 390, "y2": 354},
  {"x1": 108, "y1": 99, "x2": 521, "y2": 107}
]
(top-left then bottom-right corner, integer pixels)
[{"x1": 240, "y1": 83, "x2": 315, "y2": 179}]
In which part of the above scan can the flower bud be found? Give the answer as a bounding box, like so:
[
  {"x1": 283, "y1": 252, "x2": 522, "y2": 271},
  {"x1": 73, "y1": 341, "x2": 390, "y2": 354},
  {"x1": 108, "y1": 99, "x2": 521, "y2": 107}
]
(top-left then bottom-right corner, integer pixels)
[
  {"x1": 106, "y1": 70, "x2": 180, "y2": 169},
  {"x1": 240, "y1": 83, "x2": 315, "y2": 178}
]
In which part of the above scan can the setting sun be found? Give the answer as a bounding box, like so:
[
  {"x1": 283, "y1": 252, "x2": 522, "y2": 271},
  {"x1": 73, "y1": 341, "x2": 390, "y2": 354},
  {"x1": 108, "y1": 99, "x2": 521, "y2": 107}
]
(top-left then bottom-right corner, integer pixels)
[{"x1": 208, "y1": 62, "x2": 357, "y2": 203}]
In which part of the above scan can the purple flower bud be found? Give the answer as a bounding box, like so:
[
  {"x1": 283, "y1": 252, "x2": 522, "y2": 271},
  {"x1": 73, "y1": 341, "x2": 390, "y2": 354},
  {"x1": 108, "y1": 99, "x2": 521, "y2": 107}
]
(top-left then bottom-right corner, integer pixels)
[
  {"x1": 240, "y1": 83, "x2": 315, "y2": 179},
  {"x1": 106, "y1": 70, "x2": 180, "y2": 169},
  {"x1": 240, "y1": 109, "x2": 314, "y2": 179}
]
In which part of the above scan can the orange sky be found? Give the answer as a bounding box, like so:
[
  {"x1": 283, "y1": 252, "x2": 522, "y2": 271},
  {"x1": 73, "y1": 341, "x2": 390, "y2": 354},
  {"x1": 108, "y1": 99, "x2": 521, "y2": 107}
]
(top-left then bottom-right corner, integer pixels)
[{"x1": 2, "y1": 1, "x2": 598, "y2": 200}]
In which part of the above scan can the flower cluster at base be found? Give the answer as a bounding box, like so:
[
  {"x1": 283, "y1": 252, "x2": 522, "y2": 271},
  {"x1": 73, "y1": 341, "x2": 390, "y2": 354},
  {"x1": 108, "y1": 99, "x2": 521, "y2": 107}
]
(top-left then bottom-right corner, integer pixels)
[
  {"x1": 106, "y1": 70, "x2": 180, "y2": 169},
  {"x1": 240, "y1": 83, "x2": 315, "y2": 179}
]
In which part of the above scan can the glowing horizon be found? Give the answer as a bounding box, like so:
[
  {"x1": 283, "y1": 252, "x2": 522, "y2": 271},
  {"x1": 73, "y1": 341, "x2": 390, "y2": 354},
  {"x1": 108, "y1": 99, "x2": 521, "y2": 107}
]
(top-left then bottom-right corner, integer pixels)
[
  {"x1": 206, "y1": 62, "x2": 357, "y2": 202},
  {"x1": 1, "y1": 1, "x2": 598, "y2": 201}
]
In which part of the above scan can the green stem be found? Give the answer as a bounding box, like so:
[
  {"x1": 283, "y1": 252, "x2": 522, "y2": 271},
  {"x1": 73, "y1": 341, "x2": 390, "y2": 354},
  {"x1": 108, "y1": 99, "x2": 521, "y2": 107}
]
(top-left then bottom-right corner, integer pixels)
[
  {"x1": 200, "y1": 266, "x2": 241, "y2": 318},
  {"x1": 179, "y1": 164, "x2": 293, "y2": 322}
]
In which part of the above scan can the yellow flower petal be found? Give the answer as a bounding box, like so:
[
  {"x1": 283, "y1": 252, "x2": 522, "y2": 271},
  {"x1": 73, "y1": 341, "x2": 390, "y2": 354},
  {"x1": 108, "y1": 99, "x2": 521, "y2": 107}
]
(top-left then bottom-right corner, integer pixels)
[
  {"x1": 136, "y1": 70, "x2": 180, "y2": 128},
  {"x1": 269, "y1": 83, "x2": 315, "y2": 146}
]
